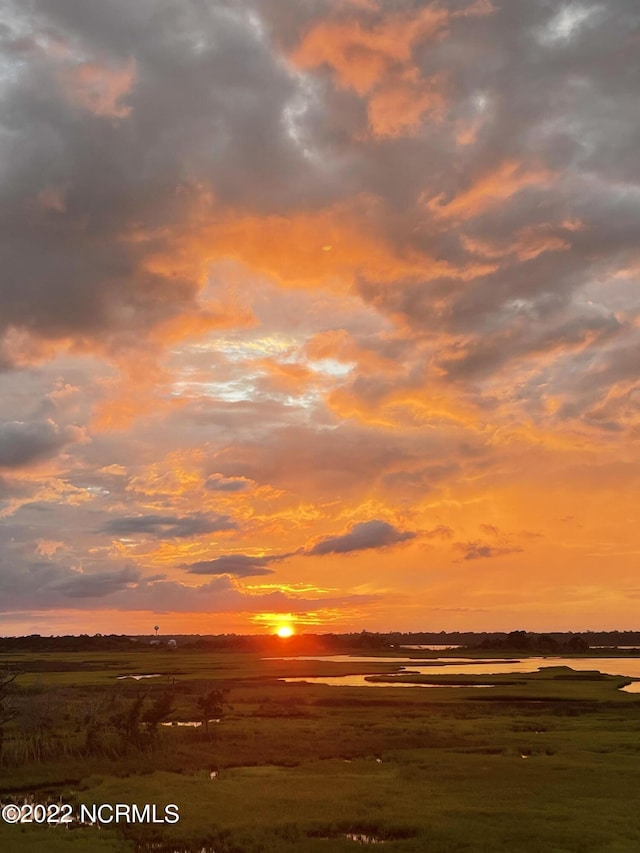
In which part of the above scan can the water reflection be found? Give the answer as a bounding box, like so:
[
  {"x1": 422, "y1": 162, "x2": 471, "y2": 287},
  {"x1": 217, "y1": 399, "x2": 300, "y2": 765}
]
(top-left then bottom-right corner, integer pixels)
[
  {"x1": 279, "y1": 675, "x2": 493, "y2": 689},
  {"x1": 265, "y1": 655, "x2": 505, "y2": 664},
  {"x1": 416, "y1": 657, "x2": 640, "y2": 678},
  {"x1": 117, "y1": 674, "x2": 162, "y2": 680},
  {"x1": 269, "y1": 654, "x2": 640, "y2": 685}
]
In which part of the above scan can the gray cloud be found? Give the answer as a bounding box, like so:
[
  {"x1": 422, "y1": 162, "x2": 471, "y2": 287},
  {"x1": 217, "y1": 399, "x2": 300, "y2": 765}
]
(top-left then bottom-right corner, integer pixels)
[
  {"x1": 308, "y1": 519, "x2": 415, "y2": 556},
  {"x1": 179, "y1": 521, "x2": 417, "y2": 576},
  {"x1": 424, "y1": 525, "x2": 454, "y2": 540},
  {"x1": 1, "y1": 0, "x2": 637, "y2": 428},
  {"x1": 0, "y1": 557, "x2": 140, "y2": 606},
  {"x1": 183, "y1": 554, "x2": 275, "y2": 577},
  {"x1": 43, "y1": 565, "x2": 140, "y2": 598},
  {"x1": 0, "y1": 0, "x2": 328, "y2": 354},
  {"x1": 454, "y1": 541, "x2": 523, "y2": 561},
  {"x1": 439, "y1": 309, "x2": 622, "y2": 383},
  {"x1": 0, "y1": 556, "x2": 378, "y2": 614},
  {"x1": 102, "y1": 513, "x2": 236, "y2": 539},
  {"x1": 208, "y1": 420, "x2": 447, "y2": 498},
  {"x1": 0, "y1": 419, "x2": 81, "y2": 468},
  {"x1": 347, "y1": 0, "x2": 640, "y2": 416},
  {"x1": 205, "y1": 474, "x2": 253, "y2": 492}
]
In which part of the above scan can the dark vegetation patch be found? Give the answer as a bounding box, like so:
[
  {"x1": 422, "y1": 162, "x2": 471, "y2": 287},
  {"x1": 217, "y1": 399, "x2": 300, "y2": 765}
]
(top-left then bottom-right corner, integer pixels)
[
  {"x1": 1, "y1": 658, "x2": 126, "y2": 673},
  {"x1": 551, "y1": 672, "x2": 615, "y2": 680}
]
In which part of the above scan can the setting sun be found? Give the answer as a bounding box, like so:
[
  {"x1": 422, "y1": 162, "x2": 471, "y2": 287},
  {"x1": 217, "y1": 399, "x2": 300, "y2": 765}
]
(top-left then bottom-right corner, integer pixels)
[{"x1": 276, "y1": 626, "x2": 294, "y2": 638}]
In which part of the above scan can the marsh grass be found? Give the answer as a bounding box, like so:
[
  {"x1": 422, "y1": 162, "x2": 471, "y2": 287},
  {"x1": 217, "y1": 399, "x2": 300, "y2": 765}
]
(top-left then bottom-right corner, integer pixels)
[{"x1": 1, "y1": 651, "x2": 640, "y2": 851}]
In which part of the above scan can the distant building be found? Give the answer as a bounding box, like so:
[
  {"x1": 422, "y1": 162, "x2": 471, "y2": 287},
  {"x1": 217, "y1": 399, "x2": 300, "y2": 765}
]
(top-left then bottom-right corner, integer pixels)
[{"x1": 168, "y1": 639, "x2": 177, "y2": 650}]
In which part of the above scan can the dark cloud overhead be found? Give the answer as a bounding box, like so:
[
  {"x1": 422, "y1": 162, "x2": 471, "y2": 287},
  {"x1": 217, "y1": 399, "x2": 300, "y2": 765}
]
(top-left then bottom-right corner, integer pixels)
[
  {"x1": 1, "y1": 0, "x2": 638, "y2": 415},
  {"x1": 0, "y1": 0, "x2": 318, "y2": 352}
]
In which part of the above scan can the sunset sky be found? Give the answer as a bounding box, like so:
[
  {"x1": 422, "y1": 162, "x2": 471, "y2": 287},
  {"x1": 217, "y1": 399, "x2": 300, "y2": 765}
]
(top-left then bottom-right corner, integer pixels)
[{"x1": 1, "y1": 0, "x2": 639, "y2": 636}]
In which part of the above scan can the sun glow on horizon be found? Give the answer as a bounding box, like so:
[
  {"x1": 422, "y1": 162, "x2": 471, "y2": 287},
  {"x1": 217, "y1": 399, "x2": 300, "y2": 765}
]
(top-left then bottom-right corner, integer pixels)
[{"x1": 276, "y1": 625, "x2": 294, "y2": 638}]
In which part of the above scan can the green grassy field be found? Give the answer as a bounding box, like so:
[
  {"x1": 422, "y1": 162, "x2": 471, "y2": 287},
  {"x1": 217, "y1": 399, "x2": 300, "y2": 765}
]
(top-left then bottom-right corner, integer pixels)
[{"x1": 1, "y1": 648, "x2": 640, "y2": 852}]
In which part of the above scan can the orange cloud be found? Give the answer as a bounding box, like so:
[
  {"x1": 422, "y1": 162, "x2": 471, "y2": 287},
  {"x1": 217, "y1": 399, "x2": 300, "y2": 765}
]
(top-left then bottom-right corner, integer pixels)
[
  {"x1": 367, "y1": 71, "x2": 446, "y2": 137},
  {"x1": 147, "y1": 300, "x2": 256, "y2": 347},
  {"x1": 87, "y1": 293, "x2": 255, "y2": 430},
  {"x1": 291, "y1": 1, "x2": 493, "y2": 94},
  {"x1": 90, "y1": 350, "x2": 174, "y2": 431},
  {"x1": 203, "y1": 203, "x2": 504, "y2": 290},
  {"x1": 462, "y1": 222, "x2": 574, "y2": 263},
  {"x1": 426, "y1": 160, "x2": 555, "y2": 221},
  {"x1": 289, "y1": 1, "x2": 493, "y2": 140},
  {"x1": 305, "y1": 329, "x2": 394, "y2": 375},
  {"x1": 254, "y1": 358, "x2": 317, "y2": 395},
  {"x1": 117, "y1": 191, "x2": 499, "y2": 320},
  {"x1": 326, "y1": 384, "x2": 479, "y2": 430},
  {"x1": 179, "y1": 197, "x2": 448, "y2": 288},
  {"x1": 291, "y1": 6, "x2": 450, "y2": 95}
]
